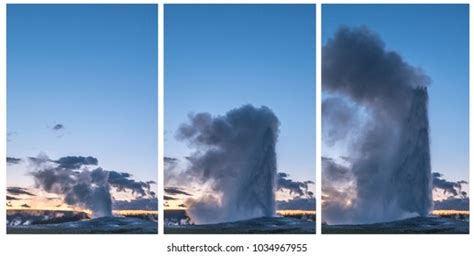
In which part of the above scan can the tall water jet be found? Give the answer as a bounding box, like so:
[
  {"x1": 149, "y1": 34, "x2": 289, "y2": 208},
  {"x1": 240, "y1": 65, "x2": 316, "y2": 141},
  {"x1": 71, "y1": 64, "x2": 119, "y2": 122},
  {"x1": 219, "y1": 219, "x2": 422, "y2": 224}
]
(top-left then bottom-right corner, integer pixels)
[
  {"x1": 176, "y1": 105, "x2": 280, "y2": 224},
  {"x1": 393, "y1": 87, "x2": 432, "y2": 217},
  {"x1": 322, "y1": 26, "x2": 432, "y2": 224}
]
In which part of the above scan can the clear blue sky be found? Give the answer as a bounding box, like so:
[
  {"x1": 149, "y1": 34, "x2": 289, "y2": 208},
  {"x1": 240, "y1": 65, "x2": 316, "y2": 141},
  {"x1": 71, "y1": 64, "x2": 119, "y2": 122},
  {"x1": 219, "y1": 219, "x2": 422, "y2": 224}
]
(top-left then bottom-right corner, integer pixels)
[
  {"x1": 165, "y1": 4, "x2": 315, "y2": 183},
  {"x1": 323, "y1": 4, "x2": 469, "y2": 182},
  {"x1": 7, "y1": 4, "x2": 157, "y2": 186}
]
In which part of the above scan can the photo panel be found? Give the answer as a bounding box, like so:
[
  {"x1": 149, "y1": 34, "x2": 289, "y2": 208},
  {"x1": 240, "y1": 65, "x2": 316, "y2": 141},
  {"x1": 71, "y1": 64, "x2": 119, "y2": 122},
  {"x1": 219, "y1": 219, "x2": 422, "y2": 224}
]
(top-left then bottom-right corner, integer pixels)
[
  {"x1": 6, "y1": 4, "x2": 158, "y2": 234},
  {"x1": 164, "y1": 4, "x2": 316, "y2": 234},
  {"x1": 322, "y1": 4, "x2": 469, "y2": 234}
]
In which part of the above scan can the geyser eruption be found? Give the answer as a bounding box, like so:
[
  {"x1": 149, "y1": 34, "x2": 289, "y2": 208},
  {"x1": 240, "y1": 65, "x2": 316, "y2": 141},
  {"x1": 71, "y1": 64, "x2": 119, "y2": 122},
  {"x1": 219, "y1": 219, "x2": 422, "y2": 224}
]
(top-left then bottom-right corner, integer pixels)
[
  {"x1": 29, "y1": 155, "x2": 155, "y2": 218},
  {"x1": 322, "y1": 26, "x2": 432, "y2": 224},
  {"x1": 177, "y1": 105, "x2": 279, "y2": 224},
  {"x1": 30, "y1": 155, "x2": 112, "y2": 217}
]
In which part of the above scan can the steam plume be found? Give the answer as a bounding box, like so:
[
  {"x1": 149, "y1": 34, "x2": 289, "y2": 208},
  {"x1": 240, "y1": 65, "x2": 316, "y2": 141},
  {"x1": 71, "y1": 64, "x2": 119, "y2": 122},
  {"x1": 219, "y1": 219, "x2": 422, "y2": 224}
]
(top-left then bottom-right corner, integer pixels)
[
  {"x1": 176, "y1": 105, "x2": 279, "y2": 224},
  {"x1": 322, "y1": 26, "x2": 432, "y2": 224},
  {"x1": 29, "y1": 154, "x2": 155, "y2": 217}
]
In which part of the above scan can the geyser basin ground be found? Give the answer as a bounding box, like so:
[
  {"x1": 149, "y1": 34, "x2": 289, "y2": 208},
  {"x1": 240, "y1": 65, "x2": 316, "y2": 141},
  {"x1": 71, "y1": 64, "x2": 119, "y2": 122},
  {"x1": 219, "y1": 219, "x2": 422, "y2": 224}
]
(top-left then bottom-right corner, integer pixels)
[
  {"x1": 7, "y1": 216, "x2": 157, "y2": 234},
  {"x1": 165, "y1": 217, "x2": 315, "y2": 234},
  {"x1": 322, "y1": 216, "x2": 468, "y2": 234}
]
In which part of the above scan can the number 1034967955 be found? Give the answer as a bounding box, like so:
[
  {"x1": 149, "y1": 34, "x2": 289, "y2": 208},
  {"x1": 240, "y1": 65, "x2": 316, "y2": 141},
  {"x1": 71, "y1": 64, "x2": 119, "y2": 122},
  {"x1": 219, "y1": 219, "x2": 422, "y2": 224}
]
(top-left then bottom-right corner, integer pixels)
[{"x1": 252, "y1": 243, "x2": 308, "y2": 253}]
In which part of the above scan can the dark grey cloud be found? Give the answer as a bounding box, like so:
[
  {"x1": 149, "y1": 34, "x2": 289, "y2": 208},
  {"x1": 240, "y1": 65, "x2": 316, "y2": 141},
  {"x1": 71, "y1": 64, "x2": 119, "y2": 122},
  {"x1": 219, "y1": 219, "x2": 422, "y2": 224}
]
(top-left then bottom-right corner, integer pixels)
[
  {"x1": 53, "y1": 124, "x2": 64, "y2": 131},
  {"x1": 7, "y1": 157, "x2": 22, "y2": 165},
  {"x1": 433, "y1": 197, "x2": 469, "y2": 211},
  {"x1": 164, "y1": 187, "x2": 192, "y2": 196},
  {"x1": 7, "y1": 195, "x2": 20, "y2": 201},
  {"x1": 277, "y1": 172, "x2": 313, "y2": 197},
  {"x1": 164, "y1": 195, "x2": 177, "y2": 201},
  {"x1": 432, "y1": 172, "x2": 467, "y2": 197},
  {"x1": 276, "y1": 198, "x2": 316, "y2": 211},
  {"x1": 21, "y1": 203, "x2": 31, "y2": 208},
  {"x1": 164, "y1": 157, "x2": 178, "y2": 163},
  {"x1": 54, "y1": 156, "x2": 98, "y2": 170},
  {"x1": 108, "y1": 171, "x2": 155, "y2": 197},
  {"x1": 7, "y1": 187, "x2": 35, "y2": 197},
  {"x1": 27, "y1": 155, "x2": 98, "y2": 170},
  {"x1": 113, "y1": 198, "x2": 158, "y2": 211}
]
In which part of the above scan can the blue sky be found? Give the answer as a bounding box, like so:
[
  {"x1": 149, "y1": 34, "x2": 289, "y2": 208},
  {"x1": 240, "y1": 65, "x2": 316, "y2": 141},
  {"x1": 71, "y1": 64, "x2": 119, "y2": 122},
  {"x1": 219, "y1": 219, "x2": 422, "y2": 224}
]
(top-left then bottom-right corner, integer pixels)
[
  {"x1": 323, "y1": 4, "x2": 469, "y2": 182},
  {"x1": 165, "y1": 4, "x2": 315, "y2": 183},
  {"x1": 8, "y1": 5, "x2": 157, "y2": 188}
]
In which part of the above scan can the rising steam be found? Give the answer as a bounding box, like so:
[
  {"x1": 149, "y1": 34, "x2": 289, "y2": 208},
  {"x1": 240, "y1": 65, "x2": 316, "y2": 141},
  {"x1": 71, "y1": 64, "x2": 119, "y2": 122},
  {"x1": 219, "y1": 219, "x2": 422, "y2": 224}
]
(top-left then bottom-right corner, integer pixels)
[
  {"x1": 322, "y1": 26, "x2": 432, "y2": 224},
  {"x1": 29, "y1": 154, "x2": 155, "y2": 218},
  {"x1": 176, "y1": 105, "x2": 279, "y2": 224}
]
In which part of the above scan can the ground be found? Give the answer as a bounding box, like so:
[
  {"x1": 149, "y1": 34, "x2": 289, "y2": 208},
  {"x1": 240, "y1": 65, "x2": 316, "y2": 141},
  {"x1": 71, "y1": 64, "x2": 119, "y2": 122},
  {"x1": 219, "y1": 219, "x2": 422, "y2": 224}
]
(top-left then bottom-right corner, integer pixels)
[
  {"x1": 7, "y1": 216, "x2": 158, "y2": 234},
  {"x1": 322, "y1": 216, "x2": 469, "y2": 234},
  {"x1": 165, "y1": 216, "x2": 315, "y2": 234}
]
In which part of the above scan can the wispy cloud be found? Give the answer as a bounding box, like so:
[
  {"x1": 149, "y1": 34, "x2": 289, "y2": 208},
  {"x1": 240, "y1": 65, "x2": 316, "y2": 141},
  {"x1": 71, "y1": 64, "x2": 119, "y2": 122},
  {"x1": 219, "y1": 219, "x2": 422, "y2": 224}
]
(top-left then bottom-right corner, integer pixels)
[
  {"x1": 52, "y1": 123, "x2": 64, "y2": 131},
  {"x1": 7, "y1": 157, "x2": 22, "y2": 165},
  {"x1": 7, "y1": 186, "x2": 35, "y2": 197}
]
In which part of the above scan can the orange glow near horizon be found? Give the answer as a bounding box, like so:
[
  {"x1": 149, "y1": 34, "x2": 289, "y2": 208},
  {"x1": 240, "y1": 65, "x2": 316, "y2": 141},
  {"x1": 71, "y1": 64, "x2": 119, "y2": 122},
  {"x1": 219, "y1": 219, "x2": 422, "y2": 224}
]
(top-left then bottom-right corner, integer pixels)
[
  {"x1": 7, "y1": 208, "x2": 158, "y2": 216},
  {"x1": 431, "y1": 209, "x2": 469, "y2": 216},
  {"x1": 277, "y1": 210, "x2": 316, "y2": 216},
  {"x1": 161, "y1": 208, "x2": 317, "y2": 215},
  {"x1": 113, "y1": 210, "x2": 158, "y2": 216},
  {"x1": 7, "y1": 207, "x2": 468, "y2": 219},
  {"x1": 7, "y1": 205, "x2": 86, "y2": 213}
]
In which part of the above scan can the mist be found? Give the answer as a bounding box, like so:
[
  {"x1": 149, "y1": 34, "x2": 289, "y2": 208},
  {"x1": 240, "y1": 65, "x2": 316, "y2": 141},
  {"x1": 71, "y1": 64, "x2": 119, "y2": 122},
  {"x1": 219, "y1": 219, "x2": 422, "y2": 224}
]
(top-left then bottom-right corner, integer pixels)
[
  {"x1": 176, "y1": 105, "x2": 280, "y2": 224},
  {"x1": 322, "y1": 26, "x2": 432, "y2": 224},
  {"x1": 29, "y1": 154, "x2": 156, "y2": 217}
]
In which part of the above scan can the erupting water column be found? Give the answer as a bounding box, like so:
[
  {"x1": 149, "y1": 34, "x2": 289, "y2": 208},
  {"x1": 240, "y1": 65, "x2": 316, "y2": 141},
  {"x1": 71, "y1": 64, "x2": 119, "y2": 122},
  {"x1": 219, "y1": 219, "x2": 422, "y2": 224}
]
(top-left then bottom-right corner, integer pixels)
[{"x1": 177, "y1": 105, "x2": 280, "y2": 224}]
